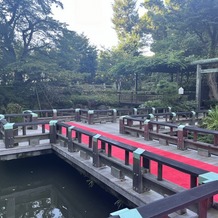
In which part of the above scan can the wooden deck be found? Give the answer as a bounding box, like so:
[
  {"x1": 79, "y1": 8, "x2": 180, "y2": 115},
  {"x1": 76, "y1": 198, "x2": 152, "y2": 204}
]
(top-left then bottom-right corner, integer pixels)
[
  {"x1": 72, "y1": 121, "x2": 218, "y2": 167},
  {"x1": 0, "y1": 127, "x2": 51, "y2": 160}
]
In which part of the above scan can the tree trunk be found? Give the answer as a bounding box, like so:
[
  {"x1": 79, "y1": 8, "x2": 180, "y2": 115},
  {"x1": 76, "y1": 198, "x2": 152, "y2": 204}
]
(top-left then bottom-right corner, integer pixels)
[
  {"x1": 208, "y1": 73, "x2": 218, "y2": 100},
  {"x1": 207, "y1": 39, "x2": 218, "y2": 100}
]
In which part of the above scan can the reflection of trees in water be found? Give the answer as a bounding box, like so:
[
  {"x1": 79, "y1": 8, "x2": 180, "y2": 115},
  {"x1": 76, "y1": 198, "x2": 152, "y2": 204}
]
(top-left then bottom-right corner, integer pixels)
[
  {"x1": 0, "y1": 154, "x2": 120, "y2": 218},
  {"x1": 0, "y1": 186, "x2": 65, "y2": 218},
  {"x1": 17, "y1": 198, "x2": 64, "y2": 218}
]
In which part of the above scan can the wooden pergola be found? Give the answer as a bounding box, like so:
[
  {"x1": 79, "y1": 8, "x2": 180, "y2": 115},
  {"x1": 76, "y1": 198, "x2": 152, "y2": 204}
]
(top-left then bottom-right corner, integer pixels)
[{"x1": 192, "y1": 58, "x2": 218, "y2": 110}]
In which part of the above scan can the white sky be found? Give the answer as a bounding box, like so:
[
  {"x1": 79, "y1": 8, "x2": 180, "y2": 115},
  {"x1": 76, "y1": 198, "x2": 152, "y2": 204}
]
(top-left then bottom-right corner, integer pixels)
[
  {"x1": 52, "y1": 0, "x2": 118, "y2": 49},
  {"x1": 52, "y1": 0, "x2": 145, "y2": 49}
]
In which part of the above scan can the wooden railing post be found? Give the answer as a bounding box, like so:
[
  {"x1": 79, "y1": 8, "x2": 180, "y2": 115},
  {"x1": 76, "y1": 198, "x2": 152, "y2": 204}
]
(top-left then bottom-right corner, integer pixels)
[
  {"x1": 49, "y1": 120, "x2": 58, "y2": 144},
  {"x1": 133, "y1": 148, "x2": 145, "y2": 193},
  {"x1": 119, "y1": 116, "x2": 126, "y2": 134},
  {"x1": 190, "y1": 111, "x2": 196, "y2": 125},
  {"x1": 112, "y1": 109, "x2": 117, "y2": 123},
  {"x1": 133, "y1": 108, "x2": 137, "y2": 115},
  {"x1": 0, "y1": 115, "x2": 5, "y2": 140},
  {"x1": 31, "y1": 112, "x2": 38, "y2": 129},
  {"x1": 3, "y1": 123, "x2": 15, "y2": 148},
  {"x1": 68, "y1": 126, "x2": 76, "y2": 152},
  {"x1": 177, "y1": 125, "x2": 186, "y2": 150},
  {"x1": 52, "y1": 109, "x2": 57, "y2": 120},
  {"x1": 92, "y1": 134, "x2": 101, "y2": 167},
  {"x1": 170, "y1": 112, "x2": 176, "y2": 123},
  {"x1": 23, "y1": 110, "x2": 32, "y2": 122},
  {"x1": 88, "y1": 110, "x2": 94, "y2": 124},
  {"x1": 144, "y1": 119, "x2": 152, "y2": 141},
  {"x1": 75, "y1": 108, "x2": 81, "y2": 122}
]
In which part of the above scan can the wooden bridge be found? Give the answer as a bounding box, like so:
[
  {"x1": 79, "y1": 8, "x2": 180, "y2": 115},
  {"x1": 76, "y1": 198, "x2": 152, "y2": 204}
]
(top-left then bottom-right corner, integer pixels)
[{"x1": 1, "y1": 108, "x2": 218, "y2": 217}]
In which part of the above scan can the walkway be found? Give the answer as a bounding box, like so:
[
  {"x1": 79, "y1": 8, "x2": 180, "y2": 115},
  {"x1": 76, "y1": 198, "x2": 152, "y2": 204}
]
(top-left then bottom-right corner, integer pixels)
[{"x1": 69, "y1": 121, "x2": 218, "y2": 169}]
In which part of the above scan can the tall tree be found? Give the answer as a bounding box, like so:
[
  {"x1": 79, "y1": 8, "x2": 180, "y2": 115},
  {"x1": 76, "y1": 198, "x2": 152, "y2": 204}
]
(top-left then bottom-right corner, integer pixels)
[
  {"x1": 0, "y1": 0, "x2": 64, "y2": 84},
  {"x1": 112, "y1": 0, "x2": 145, "y2": 56},
  {"x1": 52, "y1": 29, "x2": 97, "y2": 80}
]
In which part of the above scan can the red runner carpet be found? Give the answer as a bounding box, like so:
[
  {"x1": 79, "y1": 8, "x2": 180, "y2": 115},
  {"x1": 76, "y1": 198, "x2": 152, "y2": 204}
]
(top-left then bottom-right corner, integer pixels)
[{"x1": 53, "y1": 122, "x2": 218, "y2": 201}]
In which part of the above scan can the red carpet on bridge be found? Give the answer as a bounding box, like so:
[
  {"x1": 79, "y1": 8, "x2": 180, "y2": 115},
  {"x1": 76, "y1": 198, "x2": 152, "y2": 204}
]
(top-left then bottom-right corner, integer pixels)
[{"x1": 50, "y1": 122, "x2": 218, "y2": 201}]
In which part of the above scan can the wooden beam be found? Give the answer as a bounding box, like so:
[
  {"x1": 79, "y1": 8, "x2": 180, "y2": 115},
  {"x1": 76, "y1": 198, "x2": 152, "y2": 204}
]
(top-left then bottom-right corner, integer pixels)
[
  {"x1": 201, "y1": 68, "x2": 218, "y2": 74},
  {"x1": 191, "y1": 58, "x2": 218, "y2": 65},
  {"x1": 196, "y1": 65, "x2": 202, "y2": 110}
]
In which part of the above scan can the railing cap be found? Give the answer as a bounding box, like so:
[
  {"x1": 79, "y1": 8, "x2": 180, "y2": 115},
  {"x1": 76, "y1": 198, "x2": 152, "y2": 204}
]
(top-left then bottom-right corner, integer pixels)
[
  {"x1": 3, "y1": 123, "x2": 15, "y2": 130},
  {"x1": 88, "y1": 110, "x2": 94, "y2": 114},
  {"x1": 23, "y1": 110, "x2": 32, "y2": 113},
  {"x1": 93, "y1": 134, "x2": 101, "y2": 142},
  {"x1": 0, "y1": 114, "x2": 5, "y2": 119},
  {"x1": 31, "y1": 112, "x2": 38, "y2": 118},
  {"x1": 49, "y1": 120, "x2": 58, "y2": 126},
  {"x1": 178, "y1": 124, "x2": 186, "y2": 130},
  {"x1": 133, "y1": 148, "x2": 145, "y2": 160}
]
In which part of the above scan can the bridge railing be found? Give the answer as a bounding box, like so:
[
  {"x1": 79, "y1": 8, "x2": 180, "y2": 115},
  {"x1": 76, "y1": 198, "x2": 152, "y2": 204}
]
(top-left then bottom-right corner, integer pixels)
[
  {"x1": 78, "y1": 109, "x2": 117, "y2": 124},
  {"x1": 30, "y1": 108, "x2": 77, "y2": 122},
  {"x1": 0, "y1": 119, "x2": 50, "y2": 148},
  {"x1": 119, "y1": 113, "x2": 218, "y2": 156},
  {"x1": 0, "y1": 119, "x2": 217, "y2": 216},
  {"x1": 52, "y1": 122, "x2": 214, "y2": 216},
  {"x1": 109, "y1": 180, "x2": 218, "y2": 218}
]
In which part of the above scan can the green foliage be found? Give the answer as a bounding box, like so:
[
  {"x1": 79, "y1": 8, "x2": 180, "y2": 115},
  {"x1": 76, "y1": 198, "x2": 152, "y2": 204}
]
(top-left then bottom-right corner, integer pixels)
[
  {"x1": 156, "y1": 80, "x2": 179, "y2": 103},
  {"x1": 0, "y1": 0, "x2": 98, "y2": 109},
  {"x1": 71, "y1": 92, "x2": 118, "y2": 109},
  {"x1": 141, "y1": 0, "x2": 218, "y2": 58},
  {"x1": 112, "y1": 0, "x2": 145, "y2": 56},
  {"x1": 6, "y1": 103, "x2": 23, "y2": 122},
  {"x1": 201, "y1": 106, "x2": 218, "y2": 130},
  {"x1": 6, "y1": 103, "x2": 23, "y2": 114}
]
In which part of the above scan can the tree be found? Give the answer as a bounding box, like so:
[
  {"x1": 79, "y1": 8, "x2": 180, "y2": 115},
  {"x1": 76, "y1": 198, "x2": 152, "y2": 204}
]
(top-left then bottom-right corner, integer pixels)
[
  {"x1": 0, "y1": 0, "x2": 64, "y2": 84},
  {"x1": 112, "y1": 0, "x2": 146, "y2": 56},
  {"x1": 141, "y1": 0, "x2": 218, "y2": 101},
  {"x1": 0, "y1": 0, "x2": 98, "y2": 109},
  {"x1": 50, "y1": 29, "x2": 97, "y2": 81}
]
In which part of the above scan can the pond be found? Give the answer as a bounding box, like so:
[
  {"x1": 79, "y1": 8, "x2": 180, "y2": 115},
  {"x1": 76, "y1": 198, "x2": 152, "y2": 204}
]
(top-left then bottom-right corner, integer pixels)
[{"x1": 0, "y1": 154, "x2": 124, "y2": 218}]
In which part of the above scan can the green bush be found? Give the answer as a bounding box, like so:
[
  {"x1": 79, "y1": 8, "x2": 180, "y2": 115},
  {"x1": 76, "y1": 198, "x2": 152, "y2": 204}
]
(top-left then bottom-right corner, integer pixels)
[
  {"x1": 201, "y1": 106, "x2": 218, "y2": 130},
  {"x1": 6, "y1": 103, "x2": 23, "y2": 122}
]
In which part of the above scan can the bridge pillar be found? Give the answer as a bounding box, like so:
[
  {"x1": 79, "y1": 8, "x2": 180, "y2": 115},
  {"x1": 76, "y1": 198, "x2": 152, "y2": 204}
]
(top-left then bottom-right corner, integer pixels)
[
  {"x1": 177, "y1": 125, "x2": 186, "y2": 150},
  {"x1": 67, "y1": 126, "x2": 77, "y2": 152},
  {"x1": 88, "y1": 110, "x2": 94, "y2": 125},
  {"x1": 92, "y1": 134, "x2": 101, "y2": 167},
  {"x1": 133, "y1": 148, "x2": 145, "y2": 193},
  {"x1": 49, "y1": 120, "x2": 58, "y2": 144},
  {"x1": 3, "y1": 123, "x2": 15, "y2": 148},
  {"x1": 75, "y1": 108, "x2": 81, "y2": 122}
]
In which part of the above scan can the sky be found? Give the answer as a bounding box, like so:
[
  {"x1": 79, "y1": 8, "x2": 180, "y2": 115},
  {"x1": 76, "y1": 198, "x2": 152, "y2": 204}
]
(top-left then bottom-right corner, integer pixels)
[
  {"x1": 52, "y1": 0, "x2": 145, "y2": 49},
  {"x1": 52, "y1": 0, "x2": 118, "y2": 49}
]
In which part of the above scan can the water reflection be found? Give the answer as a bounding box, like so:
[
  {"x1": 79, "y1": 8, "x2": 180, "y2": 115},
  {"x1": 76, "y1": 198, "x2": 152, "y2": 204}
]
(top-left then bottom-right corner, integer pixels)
[{"x1": 0, "y1": 154, "x2": 121, "y2": 218}]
